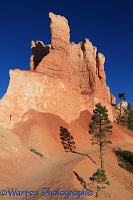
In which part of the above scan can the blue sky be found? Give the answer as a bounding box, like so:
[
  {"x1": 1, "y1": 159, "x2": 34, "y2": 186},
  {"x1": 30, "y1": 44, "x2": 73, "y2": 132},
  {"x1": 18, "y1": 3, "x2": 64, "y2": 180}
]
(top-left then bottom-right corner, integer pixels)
[{"x1": 0, "y1": 0, "x2": 133, "y2": 106}]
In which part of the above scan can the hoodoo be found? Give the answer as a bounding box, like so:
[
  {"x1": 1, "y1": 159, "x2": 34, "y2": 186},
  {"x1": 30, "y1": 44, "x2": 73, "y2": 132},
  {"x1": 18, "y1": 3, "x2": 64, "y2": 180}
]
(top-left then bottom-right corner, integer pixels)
[{"x1": 0, "y1": 13, "x2": 115, "y2": 128}]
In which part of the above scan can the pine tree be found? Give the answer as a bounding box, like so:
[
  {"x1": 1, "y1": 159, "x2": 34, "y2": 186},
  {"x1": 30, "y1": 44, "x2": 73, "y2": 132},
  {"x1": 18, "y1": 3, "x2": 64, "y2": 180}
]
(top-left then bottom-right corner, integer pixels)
[
  {"x1": 89, "y1": 103, "x2": 112, "y2": 169},
  {"x1": 90, "y1": 168, "x2": 110, "y2": 184},
  {"x1": 89, "y1": 168, "x2": 110, "y2": 197},
  {"x1": 127, "y1": 110, "x2": 133, "y2": 131}
]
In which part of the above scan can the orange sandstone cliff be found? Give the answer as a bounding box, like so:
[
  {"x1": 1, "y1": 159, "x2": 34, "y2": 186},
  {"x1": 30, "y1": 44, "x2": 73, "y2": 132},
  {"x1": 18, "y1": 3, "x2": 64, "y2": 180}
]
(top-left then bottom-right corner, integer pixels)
[{"x1": 0, "y1": 12, "x2": 115, "y2": 128}]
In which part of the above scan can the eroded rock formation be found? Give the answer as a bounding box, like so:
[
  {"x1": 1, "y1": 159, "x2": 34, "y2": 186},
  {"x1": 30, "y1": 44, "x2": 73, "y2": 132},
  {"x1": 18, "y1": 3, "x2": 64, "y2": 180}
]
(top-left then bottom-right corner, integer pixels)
[
  {"x1": 110, "y1": 94, "x2": 116, "y2": 105},
  {"x1": 0, "y1": 12, "x2": 115, "y2": 128}
]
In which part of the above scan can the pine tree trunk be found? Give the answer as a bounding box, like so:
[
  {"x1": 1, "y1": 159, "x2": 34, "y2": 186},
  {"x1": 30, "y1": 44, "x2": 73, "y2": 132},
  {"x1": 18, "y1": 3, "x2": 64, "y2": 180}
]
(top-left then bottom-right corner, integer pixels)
[
  {"x1": 100, "y1": 120, "x2": 104, "y2": 169},
  {"x1": 100, "y1": 143, "x2": 104, "y2": 169}
]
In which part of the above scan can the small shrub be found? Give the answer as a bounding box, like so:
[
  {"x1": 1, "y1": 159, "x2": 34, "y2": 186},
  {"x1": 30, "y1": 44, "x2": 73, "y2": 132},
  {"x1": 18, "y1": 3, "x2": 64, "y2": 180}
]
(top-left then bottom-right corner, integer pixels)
[
  {"x1": 90, "y1": 168, "x2": 110, "y2": 185},
  {"x1": 115, "y1": 150, "x2": 133, "y2": 173},
  {"x1": 29, "y1": 147, "x2": 43, "y2": 158},
  {"x1": 89, "y1": 168, "x2": 110, "y2": 197}
]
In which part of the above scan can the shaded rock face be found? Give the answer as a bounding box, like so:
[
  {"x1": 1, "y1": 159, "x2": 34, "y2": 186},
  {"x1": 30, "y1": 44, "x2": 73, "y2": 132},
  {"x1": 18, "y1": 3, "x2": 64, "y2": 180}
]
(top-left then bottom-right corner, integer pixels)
[
  {"x1": 0, "y1": 12, "x2": 114, "y2": 128},
  {"x1": 31, "y1": 40, "x2": 50, "y2": 69}
]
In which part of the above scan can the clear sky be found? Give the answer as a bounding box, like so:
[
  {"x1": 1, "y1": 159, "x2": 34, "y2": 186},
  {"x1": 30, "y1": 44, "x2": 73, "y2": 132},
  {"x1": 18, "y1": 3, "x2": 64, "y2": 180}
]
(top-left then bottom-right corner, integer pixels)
[{"x1": 0, "y1": 0, "x2": 133, "y2": 106}]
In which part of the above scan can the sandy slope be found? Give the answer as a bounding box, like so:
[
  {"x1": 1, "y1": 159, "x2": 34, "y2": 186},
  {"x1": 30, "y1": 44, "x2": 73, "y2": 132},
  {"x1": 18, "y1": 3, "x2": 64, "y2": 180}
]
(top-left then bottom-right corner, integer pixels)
[
  {"x1": 0, "y1": 125, "x2": 42, "y2": 188},
  {"x1": 0, "y1": 110, "x2": 133, "y2": 200},
  {"x1": 73, "y1": 145, "x2": 133, "y2": 200}
]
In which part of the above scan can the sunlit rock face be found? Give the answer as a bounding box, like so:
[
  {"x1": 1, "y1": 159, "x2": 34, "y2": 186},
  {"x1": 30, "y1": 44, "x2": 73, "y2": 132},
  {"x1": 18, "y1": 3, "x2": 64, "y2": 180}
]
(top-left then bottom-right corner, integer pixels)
[{"x1": 0, "y1": 12, "x2": 114, "y2": 128}]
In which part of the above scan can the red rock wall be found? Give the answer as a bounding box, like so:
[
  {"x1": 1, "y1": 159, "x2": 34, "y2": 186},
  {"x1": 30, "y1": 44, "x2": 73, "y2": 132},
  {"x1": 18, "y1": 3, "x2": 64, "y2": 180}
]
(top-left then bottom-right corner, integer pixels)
[{"x1": 0, "y1": 13, "x2": 115, "y2": 128}]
